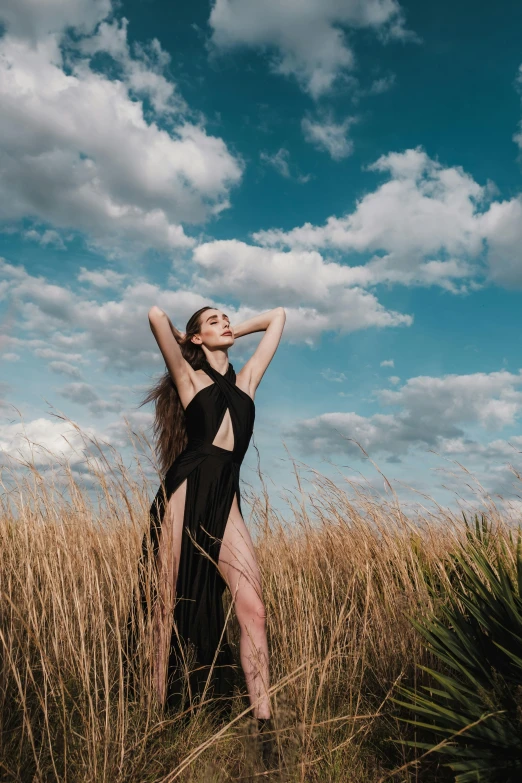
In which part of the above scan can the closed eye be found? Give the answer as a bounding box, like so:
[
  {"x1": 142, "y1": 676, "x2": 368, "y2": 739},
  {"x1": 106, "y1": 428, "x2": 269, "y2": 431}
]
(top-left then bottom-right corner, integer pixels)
[{"x1": 207, "y1": 313, "x2": 229, "y2": 325}]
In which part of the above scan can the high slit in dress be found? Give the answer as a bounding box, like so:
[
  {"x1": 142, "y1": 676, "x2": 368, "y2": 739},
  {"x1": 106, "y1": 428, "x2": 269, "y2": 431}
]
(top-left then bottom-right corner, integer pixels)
[{"x1": 127, "y1": 359, "x2": 255, "y2": 715}]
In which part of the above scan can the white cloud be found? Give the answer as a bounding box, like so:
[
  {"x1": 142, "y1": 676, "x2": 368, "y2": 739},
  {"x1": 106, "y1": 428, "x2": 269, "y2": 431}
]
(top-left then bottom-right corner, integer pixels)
[
  {"x1": 25, "y1": 228, "x2": 66, "y2": 249},
  {"x1": 60, "y1": 381, "x2": 123, "y2": 415},
  {"x1": 440, "y1": 435, "x2": 522, "y2": 460},
  {"x1": 367, "y1": 74, "x2": 396, "y2": 95},
  {"x1": 104, "y1": 409, "x2": 154, "y2": 449},
  {"x1": 378, "y1": 372, "x2": 522, "y2": 431},
  {"x1": 256, "y1": 148, "x2": 485, "y2": 259},
  {"x1": 253, "y1": 147, "x2": 522, "y2": 291},
  {"x1": 0, "y1": 0, "x2": 111, "y2": 42},
  {"x1": 192, "y1": 240, "x2": 370, "y2": 302},
  {"x1": 380, "y1": 359, "x2": 394, "y2": 367},
  {"x1": 479, "y1": 197, "x2": 522, "y2": 287},
  {"x1": 2, "y1": 353, "x2": 20, "y2": 361},
  {"x1": 260, "y1": 148, "x2": 310, "y2": 183},
  {"x1": 260, "y1": 148, "x2": 291, "y2": 178},
  {"x1": 2, "y1": 258, "x2": 234, "y2": 370},
  {"x1": 0, "y1": 3, "x2": 243, "y2": 255},
  {"x1": 192, "y1": 239, "x2": 413, "y2": 340},
  {"x1": 301, "y1": 114, "x2": 357, "y2": 160},
  {"x1": 3, "y1": 234, "x2": 412, "y2": 373},
  {"x1": 209, "y1": 0, "x2": 416, "y2": 98},
  {"x1": 33, "y1": 347, "x2": 85, "y2": 362},
  {"x1": 321, "y1": 368, "x2": 347, "y2": 383},
  {"x1": 77, "y1": 267, "x2": 127, "y2": 289},
  {"x1": 60, "y1": 382, "x2": 98, "y2": 406},
  {"x1": 49, "y1": 360, "x2": 83, "y2": 379},
  {"x1": 78, "y1": 17, "x2": 186, "y2": 115},
  {"x1": 0, "y1": 417, "x2": 100, "y2": 467},
  {"x1": 285, "y1": 369, "x2": 522, "y2": 458}
]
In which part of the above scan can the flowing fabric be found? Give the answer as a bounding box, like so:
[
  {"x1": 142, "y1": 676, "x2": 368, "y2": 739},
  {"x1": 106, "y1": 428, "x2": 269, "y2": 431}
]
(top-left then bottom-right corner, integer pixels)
[{"x1": 127, "y1": 359, "x2": 255, "y2": 715}]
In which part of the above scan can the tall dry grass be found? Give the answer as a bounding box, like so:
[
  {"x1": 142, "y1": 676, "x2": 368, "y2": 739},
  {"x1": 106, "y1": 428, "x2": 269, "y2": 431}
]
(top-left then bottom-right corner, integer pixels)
[{"x1": 0, "y1": 419, "x2": 515, "y2": 782}]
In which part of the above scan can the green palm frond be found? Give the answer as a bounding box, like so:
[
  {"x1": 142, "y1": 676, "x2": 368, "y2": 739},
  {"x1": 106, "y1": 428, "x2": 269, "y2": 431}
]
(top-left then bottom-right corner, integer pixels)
[{"x1": 392, "y1": 514, "x2": 522, "y2": 782}]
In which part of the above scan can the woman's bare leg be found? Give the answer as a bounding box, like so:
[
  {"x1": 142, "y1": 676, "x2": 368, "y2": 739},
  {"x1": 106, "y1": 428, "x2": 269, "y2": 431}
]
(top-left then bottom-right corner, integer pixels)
[
  {"x1": 152, "y1": 479, "x2": 187, "y2": 707},
  {"x1": 217, "y1": 494, "x2": 271, "y2": 720}
]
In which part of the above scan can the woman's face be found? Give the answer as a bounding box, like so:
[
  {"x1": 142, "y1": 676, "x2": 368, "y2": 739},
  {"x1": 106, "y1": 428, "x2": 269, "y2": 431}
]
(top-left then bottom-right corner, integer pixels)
[{"x1": 192, "y1": 309, "x2": 234, "y2": 348}]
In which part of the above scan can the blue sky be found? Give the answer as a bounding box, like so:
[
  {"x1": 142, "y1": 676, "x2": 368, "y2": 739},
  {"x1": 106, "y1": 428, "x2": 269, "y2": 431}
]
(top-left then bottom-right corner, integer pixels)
[{"x1": 2, "y1": 0, "x2": 522, "y2": 518}]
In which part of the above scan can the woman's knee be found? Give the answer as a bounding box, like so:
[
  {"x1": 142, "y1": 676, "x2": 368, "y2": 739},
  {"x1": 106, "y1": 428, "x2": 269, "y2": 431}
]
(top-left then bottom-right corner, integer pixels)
[{"x1": 236, "y1": 595, "x2": 267, "y2": 628}]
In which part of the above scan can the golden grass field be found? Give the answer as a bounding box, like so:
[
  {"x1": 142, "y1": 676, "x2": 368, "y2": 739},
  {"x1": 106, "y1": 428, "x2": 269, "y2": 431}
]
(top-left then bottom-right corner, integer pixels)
[{"x1": 0, "y1": 419, "x2": 515, "y2": 782}]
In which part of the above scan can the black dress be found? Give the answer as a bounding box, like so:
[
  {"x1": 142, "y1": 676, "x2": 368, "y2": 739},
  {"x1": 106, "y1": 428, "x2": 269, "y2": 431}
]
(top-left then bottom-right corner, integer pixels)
[{"x1": 128, "y1": 359, "x2": 255, "y2": 716}]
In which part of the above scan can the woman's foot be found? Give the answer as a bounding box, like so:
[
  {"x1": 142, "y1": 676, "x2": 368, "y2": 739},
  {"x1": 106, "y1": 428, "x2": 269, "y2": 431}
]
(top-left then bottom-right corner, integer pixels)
[{"x1": 256, "y1": 717, "x2": 278, "y2": 771}]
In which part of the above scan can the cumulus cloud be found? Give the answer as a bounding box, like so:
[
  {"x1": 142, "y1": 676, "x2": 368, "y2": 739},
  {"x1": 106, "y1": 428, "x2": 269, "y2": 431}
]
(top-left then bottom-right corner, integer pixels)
[
  {"x1": 60, "y1": 381, "x2": 123, "y2": 415},
  {"x1": 24, "y1": 229, "x2": 66, "y2": 250},
  {"x1": 0, "y1": 0, "x2": 111, "y2": 42},
  {"x1": 253, "y1": 147, "x2": 522, "y2": 291},
  {"x1": 321, "y1": 368, "x2": 347, "y2": 383},
  {"x1": 260, "y1": 148, "x2": 291, "y2": 178},
  {"x1": 255, "y1": 148, "x2": 485, "y2": 281},
  {"x1": 192, "y1": 239, "x2": 413, "y2": 340},
  {"x1": 60, "y1": 382, "x2": 99, "y2": 406},
  {"x1": 479, "y1": 197, "x2": 522, "y2": 287},
  {"x1": 49, "y1": 360, "x2": 83, "y2": 379},
  {"x1": 378, "y1": 372, "x2": 522, "y2": 431},
  {"x1": 0, "y1": 1, "x2": 243, "y2": 255},
  {"x1": 259, "y1": 148, "x2": 310, "y2": 183},
  {"x1": 78, "y1": 17, "x2": 186, "y2": 115},
  {"x1": 0, "y1": 416, "x2": 100, "y2": 467},
  {"x1": 301, "y1": 114, "x2": 357, "y2": 160},
  {"x1": 209, "y1": 0, "x2": 416, "y2": 98},
  {"x1": 33, "y1": 347, "x2": 85, "y2": 362},
  {"x1": 77, "y1": 267, "x2": 127, "y2": 289},
  {"x1": 285, "y1": 369, "x2": 522, "y2": 459},
  {"x1": 3, "y1": 253, "x2": 411, "y2": 367},
  {"x1": 105, "y1": 409, "x2": 154, "y2": 449},
  {"x1": 366, "y1": 74, "x2": 396, "y2": 95},
  {"x1": 3, "y1": 218, "x2": 414, "y2": 373},
  {"x1": 440, "y1": 435, "x2": 522, "y2": 460},
  {"x1": 1, "y1": 257, "x2": 236, "y2": 370}
]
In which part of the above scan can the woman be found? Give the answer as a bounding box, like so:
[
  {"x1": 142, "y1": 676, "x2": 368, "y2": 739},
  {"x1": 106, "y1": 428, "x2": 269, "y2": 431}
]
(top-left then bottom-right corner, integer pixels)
[{"x1": 134, "y1": 304, "x2": 285, "y2": 747}]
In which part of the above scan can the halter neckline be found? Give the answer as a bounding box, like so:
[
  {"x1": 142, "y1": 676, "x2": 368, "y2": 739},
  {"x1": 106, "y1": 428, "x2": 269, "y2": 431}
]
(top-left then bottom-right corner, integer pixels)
[{"x1": 202, "y1": 358, "x2": 234, "y2": 378}]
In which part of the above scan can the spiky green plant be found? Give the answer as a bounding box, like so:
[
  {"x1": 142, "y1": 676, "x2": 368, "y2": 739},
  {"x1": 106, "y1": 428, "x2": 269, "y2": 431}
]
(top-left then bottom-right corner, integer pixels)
[{"x1": 393, "y1": 514, "x2": 522, "y2": 782}]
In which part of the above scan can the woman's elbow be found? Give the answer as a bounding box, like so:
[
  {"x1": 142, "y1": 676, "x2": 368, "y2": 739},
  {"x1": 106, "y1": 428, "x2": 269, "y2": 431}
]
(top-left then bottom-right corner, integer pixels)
[{"x1": 148, "y1": 305, "x2": 165, "y2": 321}]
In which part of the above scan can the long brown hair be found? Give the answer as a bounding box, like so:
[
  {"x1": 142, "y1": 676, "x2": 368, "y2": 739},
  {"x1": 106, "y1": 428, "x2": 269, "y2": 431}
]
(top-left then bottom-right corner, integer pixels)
[{"x1": 141, "y1": 306, "x2": 216, "y2": 475}]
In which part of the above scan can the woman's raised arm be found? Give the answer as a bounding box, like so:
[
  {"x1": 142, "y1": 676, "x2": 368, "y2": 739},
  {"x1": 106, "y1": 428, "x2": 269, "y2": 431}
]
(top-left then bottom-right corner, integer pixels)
[
  {"x1": 148, "y1": 306, "x2": 193, "y2": 394},
  {"x1": 234, "y1": 307, "x2": 286, "y2": 395}
]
